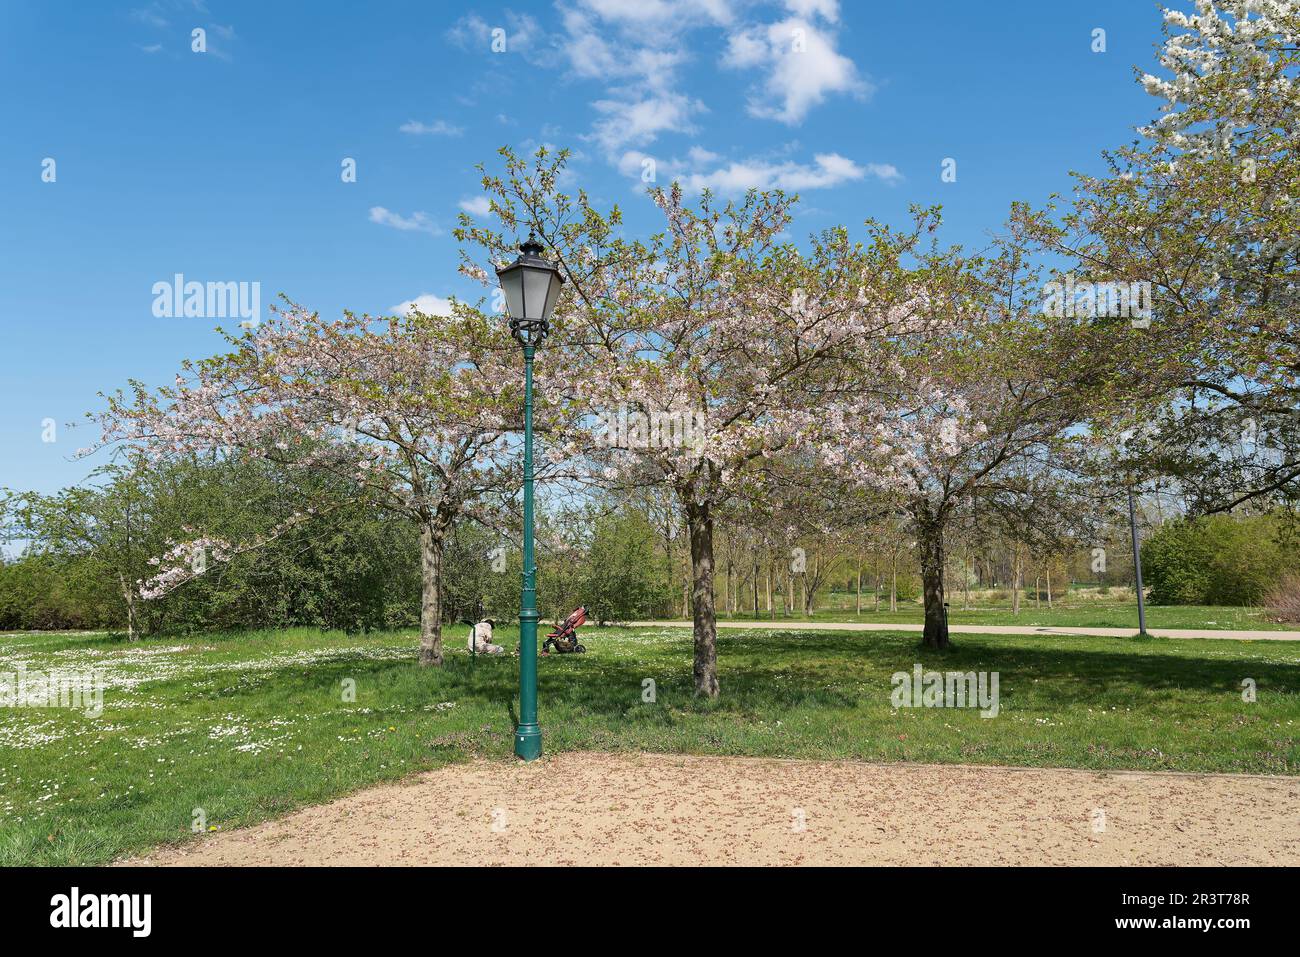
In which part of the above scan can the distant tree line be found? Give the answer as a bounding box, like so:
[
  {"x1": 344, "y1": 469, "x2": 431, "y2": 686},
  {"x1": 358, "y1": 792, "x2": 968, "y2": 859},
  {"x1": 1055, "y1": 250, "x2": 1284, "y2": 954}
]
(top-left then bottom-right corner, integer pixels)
[
  {"x1": 0, "y1": 456, "x2": 671, "y2": 635},
  {"x1": 4, "y1": 452, "x2": 1297, "y2": 638}
]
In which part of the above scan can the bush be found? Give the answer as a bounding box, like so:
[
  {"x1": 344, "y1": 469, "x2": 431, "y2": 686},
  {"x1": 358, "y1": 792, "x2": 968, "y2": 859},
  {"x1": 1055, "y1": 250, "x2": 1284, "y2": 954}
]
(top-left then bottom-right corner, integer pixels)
[
  {"x1": 1141, "y1": 512, "x2": 1298, "y2": 605},
  {"x1": 1265, "y1": 574, "x2": 1300, "y2": 622},
  {"x1": 893, "y1": 574, "x2": 921, "y2": 602},
  {"x1": 579, "y1": 511, "x2": 671, "y2": 623},
  {"x1": 0, "y1": 555, "x2": 109, "y2": 630}
]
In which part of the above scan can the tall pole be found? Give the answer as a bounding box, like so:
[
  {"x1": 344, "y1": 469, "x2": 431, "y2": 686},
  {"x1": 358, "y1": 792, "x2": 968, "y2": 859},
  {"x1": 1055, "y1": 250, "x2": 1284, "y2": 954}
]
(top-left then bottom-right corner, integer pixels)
[
  {"x1": 1127, "y1": 485, "x2": 1148, "y2": 637},
  {"x1": 515, "y1": 344, "x2": 542, "y2": 761}
]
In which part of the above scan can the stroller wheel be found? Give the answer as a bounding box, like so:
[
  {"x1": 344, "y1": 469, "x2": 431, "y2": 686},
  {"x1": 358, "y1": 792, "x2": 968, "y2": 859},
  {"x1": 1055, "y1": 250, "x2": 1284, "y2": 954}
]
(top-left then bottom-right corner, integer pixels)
[{"x1": 574, "y1": 644, "x2": 586, "y2": 654}]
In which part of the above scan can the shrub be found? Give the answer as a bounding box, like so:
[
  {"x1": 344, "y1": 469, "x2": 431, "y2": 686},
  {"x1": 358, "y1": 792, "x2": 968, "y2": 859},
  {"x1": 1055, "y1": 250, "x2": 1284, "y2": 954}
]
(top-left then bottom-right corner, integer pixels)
[
  {"x1": 1265, "y1": 574, "x2": 1300, "y2": 623},
  {"x1": 1141, "y1": 513, "x2": 1298, "y2": 605},
  {"x1": 580, "y1": 511, "x2": 671, "y2": 623},
  {"x1": 893, "y1": 574, "x2": 921, "y2": 602}
]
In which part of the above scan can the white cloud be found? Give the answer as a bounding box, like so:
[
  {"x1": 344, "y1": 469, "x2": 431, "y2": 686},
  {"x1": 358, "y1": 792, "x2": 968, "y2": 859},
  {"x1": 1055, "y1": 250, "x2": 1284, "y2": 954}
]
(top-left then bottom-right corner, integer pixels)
[
  {"x1": 558, "y1": 1, "x2": 732, "y2": 159},
  {"x1": 399, "y1": 119, "x2": 463, "y2": 136},
  {"x1": 620, "y1": 147, "x2": 896, "y2": 195},
  {"x1": 567, "y1": 0, "x2": 734, "y2": 45},
  {"x1": 722, "y1": 29, "x2": 767, "y2": 68},
  {"x1": 558, "y1": 6, "x2": 709, "y2": 86},
  {"x1": 561, "y1": 8, "x2": 623, "y2": 78},
  {"x1": 687, "y1": 145, "x2": 721, "y2": 165},
  {"x1": 591, "y1": 92, "x2": 706, "y2": 153},
  {"x1": 369, "y1": 207, "x2": 441, "y2": 235},
  {"x1": 203, "y1": 23, "x2": 237, "y2": 62},
  {"x1": 387, "y1": 293, "x2": 454, "y2": 319},
  {"x1": 390, "y1": 293, "x2": 454, "y2": 317},
  {"x1": 682, "y1": 152, "x2": 869, "y2": 192},
  {"x1": 133, "y1": 1, "x2": 220, "y2": 33},
  {"x1": 723, "y1": 17, "x2": 867, "y2": 124},
  {"x1": 446, "y1": 12, "x2": 491, "y2": 46},
  {"x1": 458, "y1": 196, "x2": 492, "y2": 216},
  {"x1": 449, "y1": 0, "x2": 867, "y2": 171},
  {"x1": 863, "y1": 162, "x2": 902, "y2": 184},
  {"x1": 446, "y1": 12, "x2": 556, "y2": 67},
  {"x1": 783, "y1": 0, "x2": 839, "y2": 22},
  {"x1": 131, "y1": 5, "x2": 169, "y2": 29}
]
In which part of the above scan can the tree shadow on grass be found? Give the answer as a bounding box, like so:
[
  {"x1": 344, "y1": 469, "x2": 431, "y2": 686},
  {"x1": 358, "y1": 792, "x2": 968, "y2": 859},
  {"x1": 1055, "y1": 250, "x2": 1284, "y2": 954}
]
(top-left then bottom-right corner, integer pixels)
[
  {"x1": 717, "y1": 630, "x2": 1300, "y2": 697},
  {"x1": 149, "y1": 629, "x2": 1300, "y2": 733},
  {"x1": 513, "y1": 636, "x2": 1299, "y2": 725}
]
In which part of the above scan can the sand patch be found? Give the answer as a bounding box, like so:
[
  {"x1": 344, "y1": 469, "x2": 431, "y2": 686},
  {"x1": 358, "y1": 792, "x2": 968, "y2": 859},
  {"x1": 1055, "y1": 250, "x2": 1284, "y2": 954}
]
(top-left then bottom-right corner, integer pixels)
[{"x1": 123, "y1": 752, "x2": 1300, "y2": 866}]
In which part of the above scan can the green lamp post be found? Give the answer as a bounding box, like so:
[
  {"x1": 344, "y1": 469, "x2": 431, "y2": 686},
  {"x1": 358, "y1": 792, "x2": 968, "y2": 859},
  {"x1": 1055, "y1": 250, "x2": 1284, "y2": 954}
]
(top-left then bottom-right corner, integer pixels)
[
  {"x1": 1127, "y1": 485, "x2": 1149, "y2": 638},
  {"x1": 496, "y1": 233, "x2": 564, "y2": 762}
]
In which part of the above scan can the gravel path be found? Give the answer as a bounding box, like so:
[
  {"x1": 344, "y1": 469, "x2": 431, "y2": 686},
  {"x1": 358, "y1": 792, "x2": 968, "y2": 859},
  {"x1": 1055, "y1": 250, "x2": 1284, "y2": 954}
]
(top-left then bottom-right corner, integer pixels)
[
  {"x1": 626, "y1": 620, "x2": 1300, "y2": 641},
  {"x1": 124, "y1": 752, "x2": 1300, "y2": 866}
]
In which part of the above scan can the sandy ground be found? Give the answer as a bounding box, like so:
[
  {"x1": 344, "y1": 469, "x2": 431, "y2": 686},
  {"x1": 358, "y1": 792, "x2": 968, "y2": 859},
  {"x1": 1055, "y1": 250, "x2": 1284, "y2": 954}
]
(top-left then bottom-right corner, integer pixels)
[
  {"x1": 628, "y1": 620, "x2": 1300, "y2": 641},
  {"x1": 124, "y1": 752, "x2": 1300, "y2": 866}
]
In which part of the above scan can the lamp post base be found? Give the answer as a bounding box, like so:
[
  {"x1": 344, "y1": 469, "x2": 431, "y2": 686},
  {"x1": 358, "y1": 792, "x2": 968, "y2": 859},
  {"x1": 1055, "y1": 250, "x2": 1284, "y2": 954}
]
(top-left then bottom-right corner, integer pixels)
[{"x1": 514, "y1": 723, "x2": 542, "y2": 761}]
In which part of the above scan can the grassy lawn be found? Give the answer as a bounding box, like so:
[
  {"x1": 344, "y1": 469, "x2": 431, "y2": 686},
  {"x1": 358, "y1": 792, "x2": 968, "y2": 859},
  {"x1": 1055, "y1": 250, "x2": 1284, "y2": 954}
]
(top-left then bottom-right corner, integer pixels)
[
  {"x1": 1, "y1": 624, "x2": 1297, "y2": 865},
  {"x1": 719, "y1": 601, "x2": 1293, "y2": 631}
]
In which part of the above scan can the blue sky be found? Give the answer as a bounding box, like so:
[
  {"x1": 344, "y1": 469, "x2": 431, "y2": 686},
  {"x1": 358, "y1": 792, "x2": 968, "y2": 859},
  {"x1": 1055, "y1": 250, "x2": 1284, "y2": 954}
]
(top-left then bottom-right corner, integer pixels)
[{"x1": 1, "y1": 0, "x2": 1170, "y2": 497}]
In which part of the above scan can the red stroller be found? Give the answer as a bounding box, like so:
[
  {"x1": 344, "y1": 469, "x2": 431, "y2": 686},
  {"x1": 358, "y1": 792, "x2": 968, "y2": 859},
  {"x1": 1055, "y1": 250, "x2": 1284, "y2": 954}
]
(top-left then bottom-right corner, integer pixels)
[{"x1": 542, "y1": 606, "x2": 588, "y2": 654}]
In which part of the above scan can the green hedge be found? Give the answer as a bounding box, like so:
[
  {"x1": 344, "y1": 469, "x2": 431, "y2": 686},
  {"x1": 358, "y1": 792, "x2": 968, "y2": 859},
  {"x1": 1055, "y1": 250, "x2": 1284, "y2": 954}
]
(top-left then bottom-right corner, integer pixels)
[{"x1": 1140, "y1": 512, "x2": 1298, "y2": 605}]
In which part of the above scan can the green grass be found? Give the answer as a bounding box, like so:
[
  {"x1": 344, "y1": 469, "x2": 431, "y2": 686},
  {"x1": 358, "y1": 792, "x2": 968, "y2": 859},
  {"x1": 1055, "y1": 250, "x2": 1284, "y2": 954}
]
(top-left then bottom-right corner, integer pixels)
[
  {"x1": 1, "y1": 623, "x2": 1297, "y2": 865},
  {"x1": 719, "y1": 601, "x2": 1294, "y2": 631}
]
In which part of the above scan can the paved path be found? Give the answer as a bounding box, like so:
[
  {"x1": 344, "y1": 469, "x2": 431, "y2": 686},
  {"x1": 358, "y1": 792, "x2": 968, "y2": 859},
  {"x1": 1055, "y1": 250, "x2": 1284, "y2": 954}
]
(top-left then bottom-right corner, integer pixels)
[
  {"x1": 624, "y1": 620, "x2": 1300, "y2": 641},
  {"x1": 125, "y1": 752, "x2": 1300, "y2": 866}
]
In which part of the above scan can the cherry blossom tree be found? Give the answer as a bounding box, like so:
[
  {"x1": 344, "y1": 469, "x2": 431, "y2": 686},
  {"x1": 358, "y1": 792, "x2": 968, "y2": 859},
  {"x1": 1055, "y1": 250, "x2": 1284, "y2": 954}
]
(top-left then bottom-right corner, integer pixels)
[
  {"x1": 1018, "y1": 0, "x2": 1300, "y2": 512},
  {"x1": 457, "y1": 147, "x2": 895, "y2": 695},
  {"x1": 94, "y1": 303, "x2": 533, "y2": 666},
  {"x1": 820, "y1": 217, "x2": 1100, "y2": 647}
]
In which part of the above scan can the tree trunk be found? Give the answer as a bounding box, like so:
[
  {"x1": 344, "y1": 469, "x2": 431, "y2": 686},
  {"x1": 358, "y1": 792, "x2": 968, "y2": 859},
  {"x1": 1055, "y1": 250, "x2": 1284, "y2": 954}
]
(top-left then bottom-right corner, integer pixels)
[
  {"x1": 1011, "y1": 544, "x2": 1022, "y2": 616},
  {"x1": 1046, "y1": 567, "x2": 1053, "y2": 608},
  {"x1": 874, "y1": 557, "x2": 880, "y2": 612},
  {"x1": 1035, "y1": 575, "x2": 1041, "y2": 609},
  {"x1": 766, "y1": 559, "x2": 773, "y2": 618},
  {"x1": 855, "y1": 554, "x2": 863, "y2": 615},
  {"x1": 962, "y1": 551, "x2": 971, "y2": 610},
  {"x1": 117, "y1": 572, "x2": 139, "y2": 642},
  {"x1": 418, "y1": 522, "x2": 445, "y2": 667},
  {"x1": 916, "y1": 511, "x2": 950, "y2": 650},
  {"x1": 753, "y1": 560, "x2": 760, "y2": 618},
  {"x1": 663, "y1": 534, "x2": 674, "y2": 619},
  {"x1": 687, "y1": 500, "x2": 719, "y2": 698},
  {"x1": 889, "y1": 556, "x2": 898, "y2": 612}
]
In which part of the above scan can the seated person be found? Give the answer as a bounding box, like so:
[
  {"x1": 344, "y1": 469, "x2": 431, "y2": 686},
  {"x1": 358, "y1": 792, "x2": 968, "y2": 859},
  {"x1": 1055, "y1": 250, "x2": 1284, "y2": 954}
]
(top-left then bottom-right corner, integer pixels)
[{"x1": 468, "y1": 619, "x2": 504, "y2": 655}]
